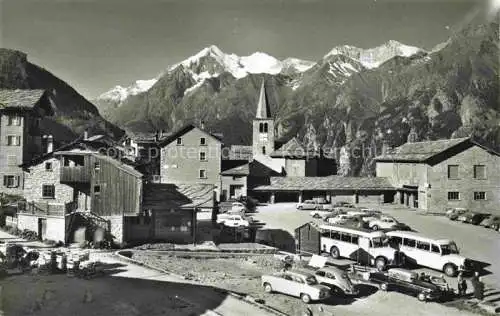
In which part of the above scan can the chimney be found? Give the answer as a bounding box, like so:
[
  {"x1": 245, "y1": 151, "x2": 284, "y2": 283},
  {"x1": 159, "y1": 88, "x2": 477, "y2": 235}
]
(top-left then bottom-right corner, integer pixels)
[
  {"x1": 200, "y1": 120, "x2": 205, "y2": 130},
  {"x1": 83, "y1": 130, "x2": 88, "y2": 140},
  {"x1": 46, "y1": 135, "x2": 53, "y2": 153}
]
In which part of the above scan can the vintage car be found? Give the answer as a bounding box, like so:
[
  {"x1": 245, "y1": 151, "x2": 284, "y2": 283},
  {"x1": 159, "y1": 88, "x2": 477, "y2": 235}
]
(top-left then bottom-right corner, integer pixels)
[
  {"x1": 480, "y1": 215, "x2": 500, "y2": 230},
  {"x1": 369, "y1": 268, "x2": 453, "y2": 302},
  {"x1": 333, "y1": 201, "x2": 356, "y2": 208},
  {"x1": 368, "y1": 216, "x2": 411, "y2": 231},
  {"x1": 296, "y1": 200, "x2": 323, "y2": 210},
  {"x1": 457, "y1": 212, "x2": 490, "y2": 225},
  {"x1": 311, "y1": 266, "x2": 359, "y2": 296},
  {"x1": 310, "y1": 208, "x2": 345, "y2": 220},
  {"x1": 446, "y1": 208, "x2": 469, "y2": 221},
  {"x1": 216, "y1": 213, "x2": 252, "y2": 227},
  {"x1": 325, "y1": 214, "x2": 368, "y2": 229},
  {"x1": 262, "y1": 270, "x2": 331, "y2": 303}
]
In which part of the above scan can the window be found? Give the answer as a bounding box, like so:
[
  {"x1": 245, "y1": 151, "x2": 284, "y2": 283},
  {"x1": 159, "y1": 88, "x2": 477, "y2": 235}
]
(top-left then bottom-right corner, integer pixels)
[
  {"x1": 262, "y1": 146, "x2": 266, "y2": 155},
  {"x1": 45, "y1": 162, "x2": 52, "y2": 171},
  {"x1": 474, "y1": 192, "x2": 486, "y2": 200},
  {"x1": 94, "y1": 185, "x2": 101, "y2": 195},
  {"x1": 263, "y1": 123, "x2": 268, "y2": 133},
  {"x1": 199, "y1": 152, "x2": 206, "y2": 161},
  {"x1": 331, "y1": 231, "x2": 341, "y2": 240},
  {"x1": 7, "y1": 116, "x2": 21, "y2": 126},
  {"x1": 416, "y1": 241, "x2": 430, "y2": 251},
  {"x1": 448, "y1": 192, "x2": 460, "y2": 201},
  {"x1": 94, "y1": 162, "x2": 100, "y2": 170},
  {"x1": 3, "y1": 175, "x2": 18, "y2": 188},
  {"x1": 473, "y1": 165, "x2": 486, "y2": 179},
  {"x1": 351, "y1": 235, "x2": 359, "y2": 245},
  {"x1": 176, "y1": 137, "x2": 182, "y2": 145},
  {"x1": 316, "y1": 271, "x2": 325, "y2": 277},
  {"x1": 403, "y1": 238, "x2": 416, "y2": 248},
  {"x1": 321, "y1": 231, "x2": 330, "y2": 238},
  {"x1": 199, "y1": 169, "x2": 207, "y2": 179},
  {"x1": 431, "y1": 244, "x2": 440, "y2": 253},
  {"x1": 447, "y1": 165, "x2": 459, "y2": 179},
  {"x1": 6, "y1": 136, "x2": 21, "y2": 146},
  {"x1": 200, "y1": 137, "x2": 206, "y2": 145},
  {"x1": 389, "y1": 236, "x2": 403, "y2": 247},
  {"x1": 42, "y1": 185, "x2": 55, "y2": 199},
  {"x1": 340, "y1": 233, "x2": 351, "y2": 243}
]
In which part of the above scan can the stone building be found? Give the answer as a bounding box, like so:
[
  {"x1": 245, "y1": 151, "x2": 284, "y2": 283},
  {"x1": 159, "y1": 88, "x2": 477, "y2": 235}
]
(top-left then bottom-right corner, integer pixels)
[
  {"x1": 0, "y1": 89, "x2": 54, "y2": 196},
  {"x1": 375, "y1": 137, "x2": 500, "y2": 214}
]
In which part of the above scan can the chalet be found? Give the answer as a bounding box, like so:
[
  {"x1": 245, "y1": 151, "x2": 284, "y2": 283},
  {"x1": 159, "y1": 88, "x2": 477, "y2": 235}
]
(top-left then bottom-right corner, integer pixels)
[
  {"x1": 0, "y1": 89, "x2": 54, "y2": 196},
  {"x1": 375, "y1": 137, "x2": 500, "y2": 214},
  {"x1": 220, "y1": 160, "x2": 250, "y2": 200}
]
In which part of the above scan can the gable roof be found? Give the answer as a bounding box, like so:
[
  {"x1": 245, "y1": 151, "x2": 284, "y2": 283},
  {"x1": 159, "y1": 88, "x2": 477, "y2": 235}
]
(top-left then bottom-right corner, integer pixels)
[
  {"x1": 253, "y1": 176, "x2": 394, "y2": 192},
  {"x1": 142, "y1": 183, "x2": 215, "y2": 210},
  {"x1": 375, "y1": 137, "x2": 499, "y2": 163},
  {"x1": 221, "y1": 160, "x2": 250, "y2": 176},
  {"x1": 270, "y1": 137, "x2": 320, "y2": 158},
  {"x1": 157, "y1": 124, "x2": 223, "y2": 147},
  {"x1": 0, "y1": 89, "x2": 53, "y2": 114}
]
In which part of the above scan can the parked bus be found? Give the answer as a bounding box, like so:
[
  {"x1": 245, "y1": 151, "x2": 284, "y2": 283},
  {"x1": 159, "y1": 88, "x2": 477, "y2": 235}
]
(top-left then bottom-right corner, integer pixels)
[{"x1": 294, "y1": 222, "x2": 399, "y2": 270}]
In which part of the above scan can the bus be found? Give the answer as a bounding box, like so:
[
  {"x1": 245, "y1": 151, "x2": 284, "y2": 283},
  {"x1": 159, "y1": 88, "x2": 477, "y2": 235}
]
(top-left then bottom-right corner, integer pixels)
[{"x1": 319, "y1": 224, "x2": 399, "y2": 270}]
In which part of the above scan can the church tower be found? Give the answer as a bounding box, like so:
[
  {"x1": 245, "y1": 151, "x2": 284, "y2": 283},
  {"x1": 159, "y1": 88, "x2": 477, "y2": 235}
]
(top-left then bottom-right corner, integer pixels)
[{"x1": 252, "y1": 80, "x2": 275, "y2": 157}]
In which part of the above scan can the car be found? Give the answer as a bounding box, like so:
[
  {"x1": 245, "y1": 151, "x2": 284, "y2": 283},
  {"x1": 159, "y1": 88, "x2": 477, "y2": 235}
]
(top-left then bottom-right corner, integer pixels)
[
  {"x1": 310, "y1": 208, "x2": 345, "y2": 220},
  {"x1": 230, "y1": 201, "x2": 247, "y2": 212},
  {"x1": 311, "y1": 266, "x2": 359, "y2": 296},
  {"x1": 457, "y1": 212, "x2": 490, "y2": 225},
  {"x1": 297, "y1": 200, "x2": 323, "y2": 210},
  {"x1": 216, "y1": 214, "x2": 252, "y2": 227},
  {"x1": 446, "y1": 208, "x2": 468, "y2": 221},
  {"x1": 480, "y1": 215, "x2": 500, "y2": 230},
  {"x1": 326, "y1": 214, "x2": 368, "y2": 229},
  {"x1": 368, "y1": 216, "x2": 411, "y2": 231},
  {"x1": 369, "y1": 268, "x2": 453, "y2": 302},
  {"x1": 261, "y1": 270, "x2": 331, "y2": 303},
  {"x1": 333, "y1": 201, "x2": 356, "y2": 208}
]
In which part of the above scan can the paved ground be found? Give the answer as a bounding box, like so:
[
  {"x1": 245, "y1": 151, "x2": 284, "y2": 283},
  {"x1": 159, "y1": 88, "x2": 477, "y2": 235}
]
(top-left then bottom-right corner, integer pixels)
[{"x1": 252, "y1": 202, "x2": 500, "y2": 302}]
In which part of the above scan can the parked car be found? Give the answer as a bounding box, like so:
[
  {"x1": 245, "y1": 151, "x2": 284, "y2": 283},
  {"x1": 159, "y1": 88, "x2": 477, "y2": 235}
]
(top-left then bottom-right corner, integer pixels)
[
  {"x1": 297, "y1": 200, "x2": 323, "y2": 210},
  {"x1": 368, "y1": 216, "x2": 411, "y2": 231},
  {"x1": 310, "y1": 208, "x2": 345, "y2": 220},
  {"x1": 446, "y1": 208, "x2": 468, "y2": 221},
  {"x1": 480, "y1": 215, "x2": 500, "y2": 230},
  {"x1": 261, "y1": 270, "x2": 331, "y2": 303},
  {"x1": 369, "y1": 268, "x2": 452, "y2": 302},
  {"x1": 311, "y1": 266, "x2": 359, "y2": 296},
  {"x1": 216, "y1": 214, "x2": 252, "y2": 227},
  {"x1": 333, "y1": 201, "x2": 356, "y2": 208},
  {"x1": 457, "y1": 212, "x2": 490, "y2": 225},
  {"x1": 230, "y1": 201, "x2": 248, "y2": 212},
  {"x1": 326, "y1": 214, "x2": 368, "y2": 229}
]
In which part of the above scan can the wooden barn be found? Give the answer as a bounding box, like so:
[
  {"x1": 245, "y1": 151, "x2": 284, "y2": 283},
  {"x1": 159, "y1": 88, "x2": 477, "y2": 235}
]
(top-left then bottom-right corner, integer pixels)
[{"x1": 294, "y1": 221, "x2": 322, "y2": 255}]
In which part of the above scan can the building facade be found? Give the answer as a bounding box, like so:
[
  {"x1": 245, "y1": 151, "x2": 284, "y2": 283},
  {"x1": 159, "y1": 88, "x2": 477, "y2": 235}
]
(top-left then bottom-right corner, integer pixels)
[
  {"x1": 375, "y1": 137, "x2": 500, "y2": 214},
  {"x1": 0, "y1": 89, "x2": 54, "y2": 196}
]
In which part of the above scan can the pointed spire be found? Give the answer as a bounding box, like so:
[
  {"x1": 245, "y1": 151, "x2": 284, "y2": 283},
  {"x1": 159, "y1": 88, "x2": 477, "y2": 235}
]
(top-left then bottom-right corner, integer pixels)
[{"x1": 256, "y1": 79, "x2": 271, "y2": 119}]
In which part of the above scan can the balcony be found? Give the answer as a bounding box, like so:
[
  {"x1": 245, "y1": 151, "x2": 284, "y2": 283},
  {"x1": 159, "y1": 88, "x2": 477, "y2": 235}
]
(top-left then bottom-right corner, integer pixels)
[
  {"x1": 60, "y1": 166, "x2": 91, "y2": 184},
  {"x1": 17, "y1": 200, "x2": 78, "y2": 216}
]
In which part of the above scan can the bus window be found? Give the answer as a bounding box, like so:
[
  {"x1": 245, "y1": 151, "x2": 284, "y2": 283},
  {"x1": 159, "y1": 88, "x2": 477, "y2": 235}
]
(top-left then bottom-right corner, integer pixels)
[
  {"x1": 341, "y1": 233, "x2": 351, "y2": 243},
  {"x1": 416, "y1": 241, "x2": 430, "y2": 251},
  {"x1": 321, "y1": 231, "x2": 330, "y2": 238},
  {"x1": 390, "y1": 236, "x2": 402, "y2": 245},
  {"x1": 351, "y1": 235, "x2": 359, "y2": 244},
  {"x1": 332, "y1": 232, "x2": 341, "y2": 240},
  {"x1": 431, "y1": 244, "x2": 440, "y2": 253},
  {"x1": 403, "y1": 238, "x2": 416, "y2": 248}
]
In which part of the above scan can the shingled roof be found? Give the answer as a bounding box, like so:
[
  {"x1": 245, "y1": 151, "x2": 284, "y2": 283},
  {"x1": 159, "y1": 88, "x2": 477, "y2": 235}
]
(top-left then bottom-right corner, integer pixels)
[
  {"x1": 374, "y1": 137, "x2": 499, "y2": 163},
  {"x1": 270, "y1": 137, "x2": 320, "y2": 158},
  {"x1": 0, "y1": 89, "x2": 51, "y2": 112},
  {"x1": 253, "y1": 176, "x2": 394, "y2": 192},
  {"x1": 157, "y1": 124, "x2": 223, "y2": 147},
  {"x1": 221, "y1": 161, "x2": 250, "y2": 176},
  {"x1": 142, "y1": 183, "x2": 215, "y2": 210}
]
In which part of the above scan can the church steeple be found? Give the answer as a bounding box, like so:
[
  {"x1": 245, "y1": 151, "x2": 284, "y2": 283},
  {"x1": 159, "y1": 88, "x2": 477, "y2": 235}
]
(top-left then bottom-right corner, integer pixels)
[
  {"x1": 252, "y1": 79, "x2": 275, "y2": 157},
  {"x1": 256, "y1": 79, "x2": 271, "y2": 119}
]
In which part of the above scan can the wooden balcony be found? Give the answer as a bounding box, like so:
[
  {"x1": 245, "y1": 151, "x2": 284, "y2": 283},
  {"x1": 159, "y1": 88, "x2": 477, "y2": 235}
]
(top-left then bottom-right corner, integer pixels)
[
  {"x1": 17, "y1": 200, "x2": 78, "y2": 216},
  {"x1": 60, "y1": 166, "x2": 91, "y2": 184}
]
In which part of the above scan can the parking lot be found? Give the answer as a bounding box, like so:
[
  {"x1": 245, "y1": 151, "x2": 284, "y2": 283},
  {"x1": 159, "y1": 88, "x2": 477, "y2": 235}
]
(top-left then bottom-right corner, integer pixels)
[{"x1": 252, "y1": 202, "x2": 500, "y2": 289}]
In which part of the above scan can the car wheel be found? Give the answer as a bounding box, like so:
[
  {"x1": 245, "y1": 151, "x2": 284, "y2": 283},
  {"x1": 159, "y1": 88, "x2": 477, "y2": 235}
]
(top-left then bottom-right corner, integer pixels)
[
  {"x1": 297, "y1": 206, "x2": 303, "y2": 210},
  {"x1": 313, "y1": 214, "x2": 320, "y2": 219},
  {"x1": 316, "y1": 206, "x2": 321, "y2": 210},
  {"x1": 375, "y1": 257, "x2": 387, "y2": 271},
  {"x1": 300, "y1": 293, "x2": 311, "y2": 304},
  {"x1": 493, "y1": 224, "x2": 499, "y2": 231},
  {"x1": 330, "y1": 246, "x2": 340, "y2": 259},
  {"x1": 263, "y1": 283, "x2": 273, "y2": 293},
  {"x1": 380, "y1": 283, "x2": 389, "y2": 291},
  {"x1": 417, "y1": 292, "x2": 427, "y2": 302},
  {"x1": 372, "y1": 225, "x2": 379, "y2": 231},
  {"x1": 443, "y1": 263, "x2": 457, "y2": 277}
]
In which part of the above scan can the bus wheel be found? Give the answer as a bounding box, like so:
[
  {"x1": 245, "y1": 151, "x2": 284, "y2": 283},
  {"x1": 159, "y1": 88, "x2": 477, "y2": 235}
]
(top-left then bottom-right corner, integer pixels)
[
  {"x1": 375, "y1": 257, "x2": 387, "y2": 271},
  {"x1": 380, "y1": 283, "x2": 389, "y2": 291},
  {"x1": 418, "y1": 292, "x2": 427, "y2": 302},
  {"x1": 330, "y1": 246, "x2": 340, "y2": 259}
]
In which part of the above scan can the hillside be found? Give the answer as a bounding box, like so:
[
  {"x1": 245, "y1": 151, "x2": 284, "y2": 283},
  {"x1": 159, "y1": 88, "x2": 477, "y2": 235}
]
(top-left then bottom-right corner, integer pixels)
[{"x1": 0, "y1": 49, "x2": 124, "y2": 143}]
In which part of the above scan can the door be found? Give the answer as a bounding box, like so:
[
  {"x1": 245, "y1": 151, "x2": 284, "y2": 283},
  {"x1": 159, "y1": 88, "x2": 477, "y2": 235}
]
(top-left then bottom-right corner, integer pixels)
[
  {"x1": 400, "y1": 238, "x2": 418, "y2": 265},
  {"x1": 38, "y1": 218, "x2": 47, "y2": 240},
  {"x1": 229, "y1": 185, "x2": 244, "y2": 199}
]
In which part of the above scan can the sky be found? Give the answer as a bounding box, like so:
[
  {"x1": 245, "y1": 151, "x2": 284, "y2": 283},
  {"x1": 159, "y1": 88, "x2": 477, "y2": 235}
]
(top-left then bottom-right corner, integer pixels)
[{"x1": 0, "y1": 0, "x2": 488, "y2": 99}]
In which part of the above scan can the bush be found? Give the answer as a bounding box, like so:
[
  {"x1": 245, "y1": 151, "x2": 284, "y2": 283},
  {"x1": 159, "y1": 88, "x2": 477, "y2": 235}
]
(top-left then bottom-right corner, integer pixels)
[{"x1": 20, "y1": 229, "x2": 38, "y2": 241}]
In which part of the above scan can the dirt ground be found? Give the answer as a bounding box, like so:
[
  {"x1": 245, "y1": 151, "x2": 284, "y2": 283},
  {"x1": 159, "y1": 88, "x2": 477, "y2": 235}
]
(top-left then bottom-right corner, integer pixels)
[{"x1": 132, "y1": 252, "x2": 479, "y2": 316}]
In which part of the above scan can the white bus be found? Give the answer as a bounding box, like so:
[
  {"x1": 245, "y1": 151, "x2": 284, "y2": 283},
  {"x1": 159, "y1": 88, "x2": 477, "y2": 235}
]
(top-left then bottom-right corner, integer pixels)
[
  {"x1": 386, "y1": 231, "x2": 473, "y2": 277},
  {"x1": 319, "y1": 224, "x2": 399, "y2": 270}
]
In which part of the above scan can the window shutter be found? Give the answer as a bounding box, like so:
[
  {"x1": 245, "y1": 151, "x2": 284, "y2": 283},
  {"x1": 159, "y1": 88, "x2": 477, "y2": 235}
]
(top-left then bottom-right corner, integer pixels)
[
  {"x1": 16, "y1": 136, "x2": 21, "y2": 146},
  {"x1": 3, "y1": 176, "x2": 7, "y2": 187},
  {"x1": 14, "y1": 176, "x2": 20, "y2": 188}
]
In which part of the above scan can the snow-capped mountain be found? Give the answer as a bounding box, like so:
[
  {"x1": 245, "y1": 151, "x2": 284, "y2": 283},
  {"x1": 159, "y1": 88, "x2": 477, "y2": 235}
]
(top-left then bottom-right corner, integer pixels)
[
  {"x1": 325, "y1": 40, "x2": 425, "y2": 69},
  {"x1": 98, "y1": 78, "x2": 158, "y2": 104}
]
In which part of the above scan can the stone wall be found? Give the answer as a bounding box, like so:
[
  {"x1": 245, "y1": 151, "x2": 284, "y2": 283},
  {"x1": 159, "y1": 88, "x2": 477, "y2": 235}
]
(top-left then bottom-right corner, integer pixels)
[
  {"x1": 105, "y1": 215, "x2": 124, "y2": 246},
  {"x1": 17, "y1": 213, "x2": 66, "y2": 242},
  {"x1": 17, "y1": 213, "x2": 38, "y2": 232}
]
